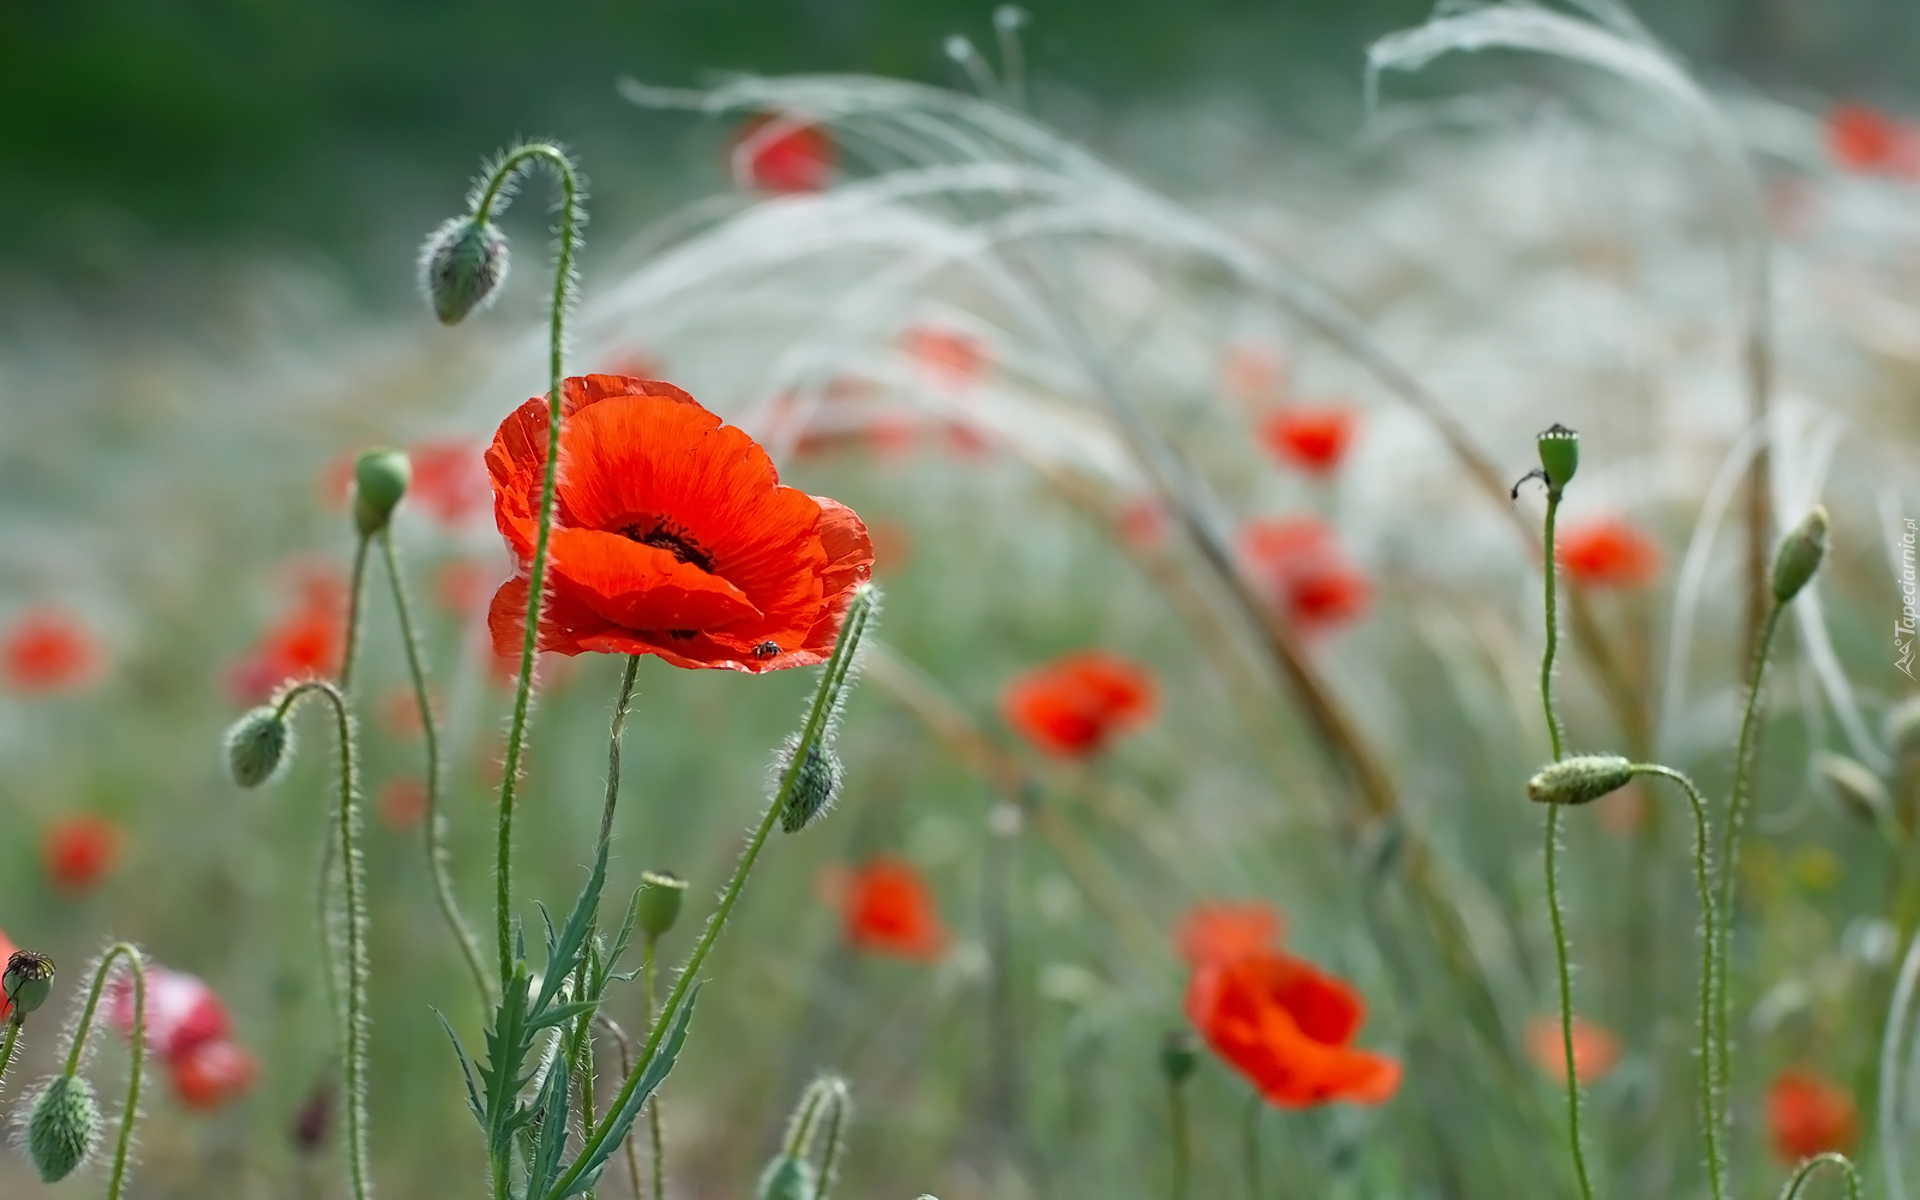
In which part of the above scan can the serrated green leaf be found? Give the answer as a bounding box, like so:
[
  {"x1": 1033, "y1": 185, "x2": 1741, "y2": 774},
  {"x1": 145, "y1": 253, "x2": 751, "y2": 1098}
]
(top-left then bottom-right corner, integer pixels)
[
  {"x1": 528, "y1": 999, "x2": 600, "y2": 1032},
  {"x1": 433, "y1": 1007, "x2": 486, "y2": 1127},
  {"x1": 525, "y1": 1052, "x2": 572, "y2": 1197},
  {"x1": 537, "y1": 836, "x2": 612, "y2": 1014},
  {"x1": 550, "y1": 983, "x2": 702, "y2": 1199}
]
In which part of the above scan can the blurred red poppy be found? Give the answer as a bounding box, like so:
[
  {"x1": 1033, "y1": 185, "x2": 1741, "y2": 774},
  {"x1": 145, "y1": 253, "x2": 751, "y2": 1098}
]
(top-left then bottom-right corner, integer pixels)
[
  {"x1": 1116, "y1": 498, "x2": 1168, "y2": 551},
  {"x1": 1257, "y1": 406, "x2": 1359, "y2": 476},
  {"x1": 1524, "y1": 1014, "x2": 1622, "y2": 1084},
  {"x1": 378, "y1": 778, "x2": 428, "y2": 831},
  {"x1": 732, "y1": 114, "x2": 836, "y2": 193},
  {"x1": 435, "y1": 558, "x2": 499, "y2": 617},
  {"x1": 380, "y1": 684, "x2": 431, "y2": 740},
  {"x1": 904, "y1": 326, "x2": 987, "y2": 388},
  {"x1": 1176, "y1": 902, "x2": 1285, "y2": 967},
  {"x1": 171, "y1": 1039, "x2": 257, "y2": 1110},
  {"x1": 843, "y1": 857, "x2": 947, "y2": 962},
  {"x1": 226, "y1": 566, "x2": 348, "y2": 703},
  {"x1": 1238, "y1": 517, "x2": 1372, "y2": 633},
  {"x1": 409, "y1": 439, "x2": 490, "y2": 528},
  {"x1": 1181, "y1": 915, "x2": 1400, "y2": 1108},
  {"x1": 1222, "y1": 344, "x2": 1287, "y2": 406},
  {"x1": 110, "y1": 964, "x2": 230, "y2": 1062},
  {"x1": 1556, "y1": 517, "x2": 1662, "y2": 589},
  {"x1": 43, "y1": 815, "x2": 120, "y2": 893},
  {"x1": 1003, "y1": 650, "x2": 1158, "y2": 758},
  {"x1": 486, "y1": 374, "x2": 873, "y2": 673},
  {"x1": 1769, "y1": 1070, "x2": 1857, "y2": 1162},
  {"x1": 1826, "y1": 103, "x2": 1920, "y2": 176},
  {"x1": 0, "y1": 927, "x2": 16, "y2": 1021},
  {"x1": 3, "y1": 608, "x2": 102, "y2": 694}
]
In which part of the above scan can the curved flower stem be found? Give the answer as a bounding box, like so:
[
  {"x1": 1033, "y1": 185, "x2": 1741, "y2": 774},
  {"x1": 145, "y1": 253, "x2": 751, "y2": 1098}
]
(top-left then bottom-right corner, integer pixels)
[
  {"x1": 1629, "y1": 765, "x2": 1724, "y2": 1200},
  {"x1": 1536, "y1": 487, "x2": 1596, "y2": 1200},
  {"x1": 643, "y1": 938, "x2": 664, "y2": 1200},
  {"x1": 65, "y1": 943, "x2": 147, "y2": 1200},
  {"x1": 1713, "y1": 600, "x2": 1787, "y2": 1132},
  {"x1": 379, "y1": 529, "x2": 491, "y2": 1005},
  {"x1": 541, "y1": 587, "x2": 874, "y2": 1200},
  {"x1": 277, "y1": 680, "x2": 372, "y2": 1200},
  {"x1": 341, "y1": 532, "x2": 373, "y2": 693},
  {"x1": 471, "y1": 142, "x2": 583, "y2": 982},
  {"x1": 316, "y1": 530, "x2": 376, "y2": 1053},
  {"x1": 1777, "y1": 1152, "x2": 1862, "y2": 1200}
]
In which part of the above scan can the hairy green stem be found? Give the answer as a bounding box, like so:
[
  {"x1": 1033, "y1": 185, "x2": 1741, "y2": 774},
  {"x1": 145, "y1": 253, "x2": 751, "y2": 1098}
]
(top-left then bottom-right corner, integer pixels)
[
  {"x1": 341, "y1": 532, "x2": 373, "y2": 692},
  {"x1": 380, "y1": 529, "x2": 491, "y2": 1005},
  {"x1": 476, "y1": 142, "x2": 583, "y2": 981},
  {"x1": 1777, "y1": 1152, "x2": 1862, "y2": 1200},
  {"x1": 0, "y1": 1016, "x2": 21, "y2": 1089},
  {"x1": 317, "y1": 531, "x2": 375, "y2": 1047},
  {"x1": 1240, "y1": 1090, "x2": 1261, "y2": 1200},
  {"x1": 643, "y1": 940, "x2": 664, "y2": 1200},
  {"x1": 67, "y1": 943, "x2": 147, "y2": 1200},
  {"x1": 541, "y1": 588, "x2": 873, "y2": 1200},
  {"x1": 278, "y1": 680, "x2": 372, "y2": 1200},
  {"x1": 1167, "y1": 1078, "x2": 1190, "y2": 1200},
  {"x1": 595, "y1": 1015, "x2": 646, "y2": 1200}
]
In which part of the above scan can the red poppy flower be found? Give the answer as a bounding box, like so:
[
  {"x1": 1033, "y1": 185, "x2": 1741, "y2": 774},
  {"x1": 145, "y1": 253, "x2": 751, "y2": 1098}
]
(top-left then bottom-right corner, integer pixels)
[
  {"x1": 1002, "y1": 650, "x2": 1158, "y2": 758},
  {"x1": 110, "y1": 965, "x2": 230, "y2": 1062},
  {"x1": 1176, "y1": 902, "x2": 1285, "y2": 967},
  {"x1": 1829, "y1": 103, "x2": 1902, "y2": 172},
  {"x1": 1238, "y1": 517, "x2": 1372, "y2": 633},
  {"x1": 409, "y1": 439, "x2": 490, "y2": 528},
  {"x1": 1524, "y1": 1014, "x2": 1622, "y2": 1084},
  {"x1": 1116, "y1": 498, "x2": 1168, "y2": 551},
  {"x1": 0, "y1": 927, "x2": 16, "y2": 1021},
  {"x1": 904, "y1": 326, "x2": 988, "y2": 388},
  {"x1": 843, "y1": 857, "x2": 947, "y2": 962},
  {"x1": 43, "y1": 815, "x2": 120, "y2": 893},
  {"x1": 1186, "y1": 948, "x2": 1400, "y2": 1107},
  {"x1": 1556, "y1": 517, "x2": 1662, "y2": 589},
  {"x1": 485, "y1": 375, "x2": 873, "y2": 673},
  {"x1": 1257, "y1": 406, "x2": 1360, "y2": 476},
  {"x1": 171, "y1": 1039, "x2": 257, "y2": 1110},
  {"x1": 1769, "y1": 1070, "x2": 1857, "y2": 1162},
  {"x1": 3, "y1": 608, "x2": 102, "y2": 694},
  {"x1": 732, "y1": 114, "x2": 836, "y2": 193},
  {"x1": 378, "y1": 778, "x2": 428, "y2": 831}
]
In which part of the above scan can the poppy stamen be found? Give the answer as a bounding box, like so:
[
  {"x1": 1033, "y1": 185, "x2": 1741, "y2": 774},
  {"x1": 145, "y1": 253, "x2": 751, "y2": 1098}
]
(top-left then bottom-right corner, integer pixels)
[{"x1": 618, "y1": 519, "x2": 716, "y2": 573}]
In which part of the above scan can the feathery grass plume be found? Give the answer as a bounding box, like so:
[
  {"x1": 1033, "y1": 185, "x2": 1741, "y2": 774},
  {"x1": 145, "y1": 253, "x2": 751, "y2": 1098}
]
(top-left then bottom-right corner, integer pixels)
[
  {"x1": 224, "y1": 705, "x2": 292, "y2": 788},
  {"x1": 20, "y1": 1073, "x2": 99, "y2": 1182}
]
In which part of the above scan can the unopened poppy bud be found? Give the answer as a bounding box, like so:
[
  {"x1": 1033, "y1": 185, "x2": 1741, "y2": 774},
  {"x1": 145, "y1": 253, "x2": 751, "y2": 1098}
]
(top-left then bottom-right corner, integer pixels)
[
  {"x1": 1814, "y1": 752, "x2": 1891, "y2": 828},
  {"x1": 780, "y1": 738, "x2": 843, "y2": 834},
  {"x1": 754, "y1": 1154, "x2": 818, "y2": 1200},
  {"x1": 26, "y1": 1074, "x2": 99, "y2": 1182},
  {"x1": 1771, "y1": 505, "x2": 1829, "y2": 604},
  {"x1": 1526, "y1": 755, "x2": 1635, "y2": 806},
  {"x1": 3, "y1": 951, "x2": 56, "y2": 1017},
  {"x1": 1886, "y1": 697, "x2": 1920, "y2": 759},
  {"x1": 418, "y1": 215, "x2": 509, "y2": 325},
  {"x1": 1536, "y1": 424, "x2": 1579, "y2": 492},
  {"x1": 225, "y1": 706, "x2": 292, "y2": 789},
  {"x1": 1160, "y1": 1030, "x2": 1198, "y2": 1085},
  {"x1": 635, "y1": 871, "x2": 688, "y2": 940},
  {"x1": 353, "y1": 447, "x2": 411, "y2": 536}
]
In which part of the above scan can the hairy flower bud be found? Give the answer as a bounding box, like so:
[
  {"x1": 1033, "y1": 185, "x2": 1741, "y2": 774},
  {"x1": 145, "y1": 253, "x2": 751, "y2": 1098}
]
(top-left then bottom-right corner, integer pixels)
[
  {"x1": 353, "y1": 447, "x2": 411, "y2": 536},
  {"x1": 1526, "y1": 755, "x2": 1635, "y2": 806},
  {"x1": 418, "y1": 215, "x2": 509, "y2": 325},
  {"x1": 224, "y1": 706, "x2": 292, "y2": 789},
  {"x1": 636, "y1": 871, "x2": 688, "y2": 941},
  {"x1": 780, "y1": 738, "x2": 843, "y2": 834},
  {"x1": 25, "y1": 1074, "x2": 99, "y2": 1182},
  {"x1": 1771, "y1": 505, "x2": 1829, "y2": 604},
  {"x1": 1536, "y1": 423, "x2": 1580, "y2": 493},
  {"x1": 3, "y1": 951, "x2": 56, "y2": 1018},
  {"x1": 1814, "y1": 752, "x2": 1891, "y2": 828},
  {"x1": 754, "y1": 1154, "x2": 818, "y2": 1200},
  {"x1": 1160, "y1": 1030, "x2": 1198, "y2": 1085}
]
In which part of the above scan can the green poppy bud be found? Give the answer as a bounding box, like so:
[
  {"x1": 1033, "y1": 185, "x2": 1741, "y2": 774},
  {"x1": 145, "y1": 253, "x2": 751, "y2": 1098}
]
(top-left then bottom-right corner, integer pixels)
[
  {"x1": 1536, "y1": 424, "x2": 1579, "y2": 493},
  {"x1": 3, "y1": 951, "x2": 56, "y2": 1018},
  {"x1": 1526, "y1": 755, "x2": 1635, "y2": 806},
  {"x1": 636, "y1": 871, "x2": 688, "y2": 941},
  {"x1": 1814, "y1": 752, "x2": 1891, "y2": 828},
  {"x1": 225, "y1": 705, "x2": 293, "y2": 789},
  {"x1": 780, "y1": 738, "x2": 843, "y2": 834},
  {"x1": 418, "y1": 215, "x2": 510, "y2": 326},
  {"x1": 26, "y1": 1074, "x2": 100, "y2": 1182},
  {"x1": 754, "y1": 1154, "x2": 818, "y2": 1200},
  {"x1": 1771, "y1": 505, "x2": 1829, "y2": 604},
  {"x1": 1160, "y1": 1030, "x2": 1198, "y2": 1085},
  {"x1": 353, "y1": 447, "x2": 412, "y2": 536}
]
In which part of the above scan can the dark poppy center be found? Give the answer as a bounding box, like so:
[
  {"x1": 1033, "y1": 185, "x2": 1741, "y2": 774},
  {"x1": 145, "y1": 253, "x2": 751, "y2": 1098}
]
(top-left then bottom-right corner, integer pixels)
[{"x1": 616, "y1": 518, "x2": 715, "y2": 573}]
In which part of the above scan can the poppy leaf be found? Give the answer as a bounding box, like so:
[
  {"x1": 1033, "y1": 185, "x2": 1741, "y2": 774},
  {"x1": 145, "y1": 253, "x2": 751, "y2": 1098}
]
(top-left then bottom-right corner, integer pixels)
[
  {"x1": 432, "y1": 1007, "x2": 485, "y2": 1126},
  {"x1": 548, "y1": 984, "x2": 701, "y2": 1199}
]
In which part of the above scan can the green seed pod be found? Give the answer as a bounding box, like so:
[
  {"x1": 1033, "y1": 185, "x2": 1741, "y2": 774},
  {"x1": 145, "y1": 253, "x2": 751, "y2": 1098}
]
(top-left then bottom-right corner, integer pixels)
[
  {"x1": 225, "y1": 705, "x2": 293, "y2": 789},
  {"x1": 353, "y1": 447, "x2": 412, "y2": 536},
  {"x1": 26, "y1": 1074, "x2": 100, "y2": 1182},
  {"x1": 1526, "y1": 755, "x2": 1635, "y2": 806},
  {"x1": 418, "y1": 215, "x2": 510, "y2": 325},
  {"x1": 635, "y1": 871, "x2": 688, "y2": 941},
  {"x1": 780, "y1": 739, "x2": 843, "y2": 834},
  {"x1": 3, "y1": 951, "x2": 56, "y2": 1018},
  {"x1": 754, "y1": 1154, "x2": 818, "y2": 1200},
  {"x1": 1160, "y1": 1030, "x2": 1198, "y2": 1085},
  {"x1": 1886, "y1": 696, "x2": 1920, "y2": 760},
  {"x1": 1536, "y1": 424, "x2": 1579, "y2": 493},
  {"x1": 1814, "y1": 751, "x2": 1892, "y2": 828},
  {"x1": 1771, "y1": 505, "x2": 1829, "y2": 604}
]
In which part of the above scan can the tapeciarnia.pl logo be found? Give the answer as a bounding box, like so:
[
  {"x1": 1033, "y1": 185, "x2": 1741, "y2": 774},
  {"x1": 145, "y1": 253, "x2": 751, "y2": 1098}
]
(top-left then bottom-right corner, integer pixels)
[{"x1": 1899, "y1": 518, "x2": 1917, "y2": 679}]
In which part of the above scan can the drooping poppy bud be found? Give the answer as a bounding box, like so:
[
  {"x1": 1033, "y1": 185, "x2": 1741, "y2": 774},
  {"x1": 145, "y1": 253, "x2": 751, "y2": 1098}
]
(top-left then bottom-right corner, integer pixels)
[
  {"x1": 1536, "y1": 423, "x2": 1579, "y2": 492},
  {"x1": 780, "y1": 739, "x2": 843, "y2": 834},
  {"x1": 26, "y1": 1074, "x2": 100, "y2": 1182},
  {"x1": 353, "y1": 447, "x2": 412, "y2": 537},
  {"x1": 1160, "y1": 1030, "x2": 1199, "y2": 1085},
  {"x1": 3, "y1": 951, "x2": 56, "y2": 1018},
  {"x1": 225, "y1": 706, "x2": 293, "y2": 788},
  {"x1": 1772, "y1": 505, "x2": 1830, "y2": 604},
  {"x1": 418, "y1": 215, "x2": 509, "y2": 325},
  {"x1": 635, "y1": 871, "x2": 688, "y2": 941},
  {"x1": 1526, "y1": 755, "x2": 1635, "y2": 807}
]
